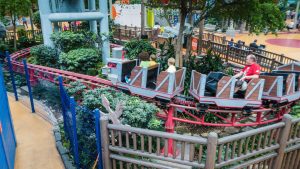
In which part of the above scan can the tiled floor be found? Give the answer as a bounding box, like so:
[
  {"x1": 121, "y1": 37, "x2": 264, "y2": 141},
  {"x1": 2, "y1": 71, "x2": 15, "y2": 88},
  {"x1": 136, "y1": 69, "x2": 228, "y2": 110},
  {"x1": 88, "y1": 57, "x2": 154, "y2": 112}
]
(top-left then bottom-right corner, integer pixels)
[{"x1": 8, "y1": 95, "x2": 64, "y2": 169}]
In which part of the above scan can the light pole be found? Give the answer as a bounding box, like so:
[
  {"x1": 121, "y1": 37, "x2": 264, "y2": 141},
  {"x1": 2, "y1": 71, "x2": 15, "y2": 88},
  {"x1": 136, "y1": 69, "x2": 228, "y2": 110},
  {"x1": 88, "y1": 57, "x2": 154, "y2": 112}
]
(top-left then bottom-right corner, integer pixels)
[{"x1": 294, "y1": 0, "x2": 300, "y2": 29}]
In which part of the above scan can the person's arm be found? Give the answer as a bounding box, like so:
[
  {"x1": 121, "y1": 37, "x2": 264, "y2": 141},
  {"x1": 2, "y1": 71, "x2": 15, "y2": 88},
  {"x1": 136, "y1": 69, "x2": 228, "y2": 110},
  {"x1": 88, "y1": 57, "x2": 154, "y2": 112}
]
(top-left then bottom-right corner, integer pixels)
[
  {"x1": 241, "y1": 74, "x2": 259, "y2": 80},
  {"x1": 233, "y1": 71, "x2": 243, "y2": 79}
]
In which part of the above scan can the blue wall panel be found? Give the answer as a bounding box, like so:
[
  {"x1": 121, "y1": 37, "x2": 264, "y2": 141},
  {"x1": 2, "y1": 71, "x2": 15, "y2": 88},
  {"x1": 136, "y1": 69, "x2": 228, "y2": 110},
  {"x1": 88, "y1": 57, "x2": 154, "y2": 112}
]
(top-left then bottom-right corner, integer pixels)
[{"x1": 0, "y1": 66, "x2": 17, "y2": 169}]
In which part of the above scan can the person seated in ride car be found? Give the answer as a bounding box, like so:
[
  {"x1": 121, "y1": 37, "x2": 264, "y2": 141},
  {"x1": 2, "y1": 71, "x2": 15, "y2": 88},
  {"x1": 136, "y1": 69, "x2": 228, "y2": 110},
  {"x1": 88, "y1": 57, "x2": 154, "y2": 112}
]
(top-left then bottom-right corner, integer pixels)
[
  {"x1": 166, "y1": 58, "x2": 176, "y2": 73},
  {"x1": 234, "y1": 54, "x2": 260, "y2": 82},
  {"x1": 149, "y1": 54, "x2": 157, "y2": 66},
  {"x1": 139, "y1": 51, "x2": 150, "y2": 68}
]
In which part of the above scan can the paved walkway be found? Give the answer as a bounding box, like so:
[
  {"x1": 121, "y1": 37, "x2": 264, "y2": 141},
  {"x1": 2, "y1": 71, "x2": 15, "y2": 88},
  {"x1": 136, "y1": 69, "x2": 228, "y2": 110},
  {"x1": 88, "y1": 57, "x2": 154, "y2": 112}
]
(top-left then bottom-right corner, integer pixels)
[{"x1": 8, "y1": 95, "x2": 64, "y2": 169}]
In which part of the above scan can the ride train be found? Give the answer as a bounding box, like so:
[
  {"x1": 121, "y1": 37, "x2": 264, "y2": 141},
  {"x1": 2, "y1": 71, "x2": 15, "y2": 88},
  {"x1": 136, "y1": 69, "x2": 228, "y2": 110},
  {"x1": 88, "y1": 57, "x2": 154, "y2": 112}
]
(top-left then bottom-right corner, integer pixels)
[
  {"x1": 100, "y1": 48, "x2": 300, "y2": 127},
  {"x1": 8, "y1": 47, "x2": 300, "y2": 127}
]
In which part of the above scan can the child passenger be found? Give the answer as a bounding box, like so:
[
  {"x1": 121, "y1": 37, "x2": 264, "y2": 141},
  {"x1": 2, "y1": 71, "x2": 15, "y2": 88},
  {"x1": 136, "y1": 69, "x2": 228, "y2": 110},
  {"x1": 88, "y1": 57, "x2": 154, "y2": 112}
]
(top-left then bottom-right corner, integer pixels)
[{"x1": 166, "y1": 58, "x2": 176, "y2": 73}]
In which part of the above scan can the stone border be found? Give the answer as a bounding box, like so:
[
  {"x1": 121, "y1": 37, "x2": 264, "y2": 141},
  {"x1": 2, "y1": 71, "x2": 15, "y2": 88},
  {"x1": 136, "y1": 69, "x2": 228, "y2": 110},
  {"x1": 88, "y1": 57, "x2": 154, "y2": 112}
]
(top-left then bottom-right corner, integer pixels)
[{"x1": 53, "y1": 125, "x2": 76, "y2": 169}]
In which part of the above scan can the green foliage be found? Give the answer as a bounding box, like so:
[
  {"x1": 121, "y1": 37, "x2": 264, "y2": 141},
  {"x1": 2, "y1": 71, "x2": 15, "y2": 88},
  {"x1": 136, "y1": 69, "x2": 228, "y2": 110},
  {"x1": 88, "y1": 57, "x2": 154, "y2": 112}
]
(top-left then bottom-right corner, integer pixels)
[
  {"x1": 51, "y1": 31, "x2": 98, "y2": 53},
  {"x1": 30, "y1": 45, "x2": 59, "y2": 68},
  {"x1": 32, "y1": 81, "x2": 62, "y2": 112},
  {"x1": 81, "y1": 87, "x2": 162, "y2": 130},
  {"x1": 32, "y1": 11, "x2": 41, "y2": 29},
  {"x1": 66, "y1": 81, "x2": 87, "y2": 101},
  {"x1": 59, "y1": 48, "x2": 101, "y2": 75},
  {"x1": 157, "y1": 38, "x2": 175, "y2": 72},
  {"x1": 124, "y1": 39, "x2": 157, "y2": 60},
  {"x1": 291, "y1": 103, "x2": 300, "y2": 118},
  {"x1": 183, "y1": 49, "x2": 224, "y2": 95},
  {"x1": 18, "y1": 36, "x2": 37, "y2": 48}
]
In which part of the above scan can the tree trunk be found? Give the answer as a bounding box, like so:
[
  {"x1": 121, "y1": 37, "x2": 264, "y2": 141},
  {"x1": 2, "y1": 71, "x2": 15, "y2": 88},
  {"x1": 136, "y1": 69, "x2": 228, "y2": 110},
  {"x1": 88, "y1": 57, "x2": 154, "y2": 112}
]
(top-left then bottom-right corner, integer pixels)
[
  {"x1": 141, "y1": 0, "x2": 146, "y2": 36},
  {"x1": 12, "y1": 16, "x2": 17, "y2": 50},
  {"x1": 197, "y1": 18, "x2": 204, "y2": 55},
  {"x1": 185, "y1": 12, "x2": 193, "y2": 56},
  {"x1": 29, "y1": 3, "x2": 35, "y2": 41},
  {"x1": 175, "y1": 10, "x2": 187, "y2": 67}
]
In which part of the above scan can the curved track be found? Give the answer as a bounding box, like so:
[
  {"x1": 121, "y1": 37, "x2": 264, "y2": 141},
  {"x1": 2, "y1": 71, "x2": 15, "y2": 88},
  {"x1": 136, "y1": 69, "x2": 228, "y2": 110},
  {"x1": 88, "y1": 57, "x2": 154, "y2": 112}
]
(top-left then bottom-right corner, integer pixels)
[{"x1": 7, "y1": 47, "x2": 294, "y2": 127}]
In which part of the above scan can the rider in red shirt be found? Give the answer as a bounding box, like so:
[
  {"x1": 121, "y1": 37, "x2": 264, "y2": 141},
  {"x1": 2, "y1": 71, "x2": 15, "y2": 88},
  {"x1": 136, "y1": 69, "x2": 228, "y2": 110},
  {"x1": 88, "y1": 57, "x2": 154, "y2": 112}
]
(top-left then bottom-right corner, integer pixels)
[{"x1": 234, "y1": 54, "x2": 261, "y2": 81}]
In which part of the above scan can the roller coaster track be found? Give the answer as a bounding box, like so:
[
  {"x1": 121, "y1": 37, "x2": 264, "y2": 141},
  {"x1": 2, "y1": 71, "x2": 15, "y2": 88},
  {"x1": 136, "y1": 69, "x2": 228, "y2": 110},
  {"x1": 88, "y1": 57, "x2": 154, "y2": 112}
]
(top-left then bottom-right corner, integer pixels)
[{"x1": 7, "y1": 46, "x2": 294, "y2": 127}]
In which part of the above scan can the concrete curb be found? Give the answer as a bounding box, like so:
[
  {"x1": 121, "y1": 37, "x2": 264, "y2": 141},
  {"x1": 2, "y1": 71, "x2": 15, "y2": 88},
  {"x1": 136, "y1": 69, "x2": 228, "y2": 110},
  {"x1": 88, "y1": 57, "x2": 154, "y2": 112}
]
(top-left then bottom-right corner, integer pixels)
[{"x1": 53, "y1": 125, "x2": 76, "y2": 169}]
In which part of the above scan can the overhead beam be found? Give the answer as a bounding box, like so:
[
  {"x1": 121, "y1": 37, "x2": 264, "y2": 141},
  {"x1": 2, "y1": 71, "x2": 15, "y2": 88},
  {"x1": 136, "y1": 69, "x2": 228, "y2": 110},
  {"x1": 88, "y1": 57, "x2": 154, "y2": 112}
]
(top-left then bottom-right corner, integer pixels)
[{"x1": 48, "y1": 12, "x2": 104, "y2": 22}]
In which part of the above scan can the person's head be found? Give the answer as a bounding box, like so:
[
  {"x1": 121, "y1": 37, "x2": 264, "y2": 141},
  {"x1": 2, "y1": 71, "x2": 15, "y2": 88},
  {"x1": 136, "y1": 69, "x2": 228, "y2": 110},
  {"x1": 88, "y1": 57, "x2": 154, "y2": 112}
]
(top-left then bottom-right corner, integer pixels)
[
  {"x1": 230, "y1": 38, "x2": 234, "y2": 42},
  {"x1": 254, "y1": 39, "x2": 257, "y2": 43},
  {"x1": 139, "y1": 51, "x2": 150, "y2": 61},
  {"x1": 168, "y1": 58, "x2": 175, "y2": 66},
  {"x1": 246, "y1": 54, "x2": 257, "y2": 65},
  {"x1": 150, "y1": 54, "x2": 156, "y2": 61}
]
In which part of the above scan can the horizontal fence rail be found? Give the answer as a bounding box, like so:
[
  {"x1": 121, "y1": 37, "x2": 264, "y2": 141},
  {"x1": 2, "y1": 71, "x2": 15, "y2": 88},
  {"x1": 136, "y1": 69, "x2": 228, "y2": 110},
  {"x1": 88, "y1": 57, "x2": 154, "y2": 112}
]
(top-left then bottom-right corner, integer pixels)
[
  {"x1": 113, "y1": 25, "x2": 159, "y2": 41},
  {"x1": 101, "y1": 119, "x2": 208, "y2": 169},
  {"x1": 99, "y1": 114, "x2": 300, "y2": 169},
  {"x1": 4, "y1": 30, "x2": 42, "y2": 43}
]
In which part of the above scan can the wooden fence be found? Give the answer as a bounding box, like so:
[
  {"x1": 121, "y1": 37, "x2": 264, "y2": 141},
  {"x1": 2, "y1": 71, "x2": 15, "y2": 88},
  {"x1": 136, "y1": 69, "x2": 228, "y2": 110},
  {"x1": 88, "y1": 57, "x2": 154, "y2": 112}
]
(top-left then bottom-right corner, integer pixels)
[
  {"x1": 113, "y1": 25, "x2": 159, "y2": 41},
  {"x1": 99, "y1": 114, "x2": 300, "y2": 169},
  {"x1": 200, "y1": 33, "x2": 297, "y2": 65},
  {"x1": 4, "y1": 30, "x2": 42, "y2": 42},
  {"x1": 201, "y1": 40, "x2": 283, "y2": 72}
]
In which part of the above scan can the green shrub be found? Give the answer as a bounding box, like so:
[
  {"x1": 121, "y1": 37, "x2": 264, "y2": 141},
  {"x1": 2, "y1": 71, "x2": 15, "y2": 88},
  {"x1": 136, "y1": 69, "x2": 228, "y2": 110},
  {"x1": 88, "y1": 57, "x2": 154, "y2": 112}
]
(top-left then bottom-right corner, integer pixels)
[
  {"x1": 30, "y1": 45, "x2": 59, "y2": 68},
  {"x1": 183, "y1": 49, "x2": 224, "y2": 95},
  {"x1": 51, "y1": 31, "x2": 99, "y2": 52},
  {"x1": 157, "y1": 38, "x2": 175, "y2": 71},
  {"x1": 124, "y1": 39, "x2": 156, "y2": 60},
  {"x1": 59, "y1": 48, "x2": 101, "y2": 75},
  {"x1": 81, "y1": 87, "x2": 162, "y2": 130},
  {"x1": 33, "y1": 11, "x2": 41, "y2": 29}
]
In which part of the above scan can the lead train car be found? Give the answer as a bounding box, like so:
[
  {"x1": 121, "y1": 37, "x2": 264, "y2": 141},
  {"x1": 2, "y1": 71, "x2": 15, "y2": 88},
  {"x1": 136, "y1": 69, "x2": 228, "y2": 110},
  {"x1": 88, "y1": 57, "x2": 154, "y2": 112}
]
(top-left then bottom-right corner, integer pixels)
[{"x1": 102, "y1": 58, "x2": 186, "y2": 100}]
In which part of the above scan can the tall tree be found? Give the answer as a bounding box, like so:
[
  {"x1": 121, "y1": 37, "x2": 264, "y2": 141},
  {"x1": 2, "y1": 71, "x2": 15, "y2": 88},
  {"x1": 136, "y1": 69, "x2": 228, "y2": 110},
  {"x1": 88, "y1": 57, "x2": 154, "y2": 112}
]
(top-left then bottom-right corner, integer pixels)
[
  {"x1": 0, "y1": 0, "x2": 31, "y2": 50},
  {"x1": 147, "y1": 0, "x2": 285, "y2": 67}
]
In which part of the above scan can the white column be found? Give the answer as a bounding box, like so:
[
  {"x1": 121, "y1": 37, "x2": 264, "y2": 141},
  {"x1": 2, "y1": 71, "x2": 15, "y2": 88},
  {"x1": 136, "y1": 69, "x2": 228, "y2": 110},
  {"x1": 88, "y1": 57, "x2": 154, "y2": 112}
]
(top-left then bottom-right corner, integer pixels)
[
  {"x1": 38, "y1": 0, "x2": 53, "y2": 46},
  {"x1": 99, "y1": 0, "x2": 110, "y2": 64},
  {"x1": 88, "y1": 0, "x2": 97, "y2": 33}
]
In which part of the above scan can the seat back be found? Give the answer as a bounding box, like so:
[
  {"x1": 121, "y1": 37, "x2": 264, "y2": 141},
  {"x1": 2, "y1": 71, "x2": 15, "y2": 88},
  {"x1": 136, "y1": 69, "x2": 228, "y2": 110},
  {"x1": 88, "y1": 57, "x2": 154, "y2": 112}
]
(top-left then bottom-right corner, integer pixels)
[
  {"x1": 156, "y1": 68, "x2": 186, "y2": 94},
  {"x1": 259, "y1": 75, "x2": 283, "y2": 97},
  {"x1": 190, "y1": 70, "x2": 206, "y2": 97},
  {"x1": 244, "y1": 79, "x2": 265, "y2": 100},
  {"x1": 206, "y1": 72, "x2": 227, "y2": 97},
  {"x1": 121, "y1": 60, "x2": 137, "y2": 82},
  {"x1": 215, "y1": 76, "x2": 236, "y2": 99},
  {"x1": 277, "y1": 62, "x2": 300, "y2": 72},
  {"x1": 273, "y1": 70, "x2": 300, "y2": 91},
  {"x1": 129, "y1": 66, "x2": 144, "y2": 87},
  {"x1": 146, "y1": 64, "x2": 159, "y2": 88},
  {"x1": 260, "y1": 72, "x2": 295, "y2": 96}
]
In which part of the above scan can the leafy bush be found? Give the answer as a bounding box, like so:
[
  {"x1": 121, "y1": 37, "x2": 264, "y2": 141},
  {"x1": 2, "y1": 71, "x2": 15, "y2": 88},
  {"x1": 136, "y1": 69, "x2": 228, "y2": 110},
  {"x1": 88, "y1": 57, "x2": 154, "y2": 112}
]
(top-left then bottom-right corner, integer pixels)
[
  {"x1": 291, "y1": 103, "x2": 300, "y2": 118},
  {"x1": 32, "y1": 80, "x2": 62, "y2": 114},
  {"x1": 157, "y1": 38, "x2": 176, "y2": 71},
  {"x1": 64, "y1": 83, "x2": 163, "y2": 168},
  {"x1": 183, "y1": 49, "x2": 224, "y2": 95},
  {"x1": 33, "y1": 11, "x2": 41, "y2": 29},
  {"x1": 79, "y1": 87, "x2": 162, "y2": 130},
  {"x1": 18, "y1": 36, "x2": 37, "y2": 48},
  {"x1": 51, "y1": 31, "x2": 98, "y2": 53},
  {"x1": 59, "y1": 48, "x2": 101, "y2": 75},
  {"x1": 124, "y1": 39, "x2": 156, "y2": 60},
  {"x1": 30, "y1": 45, "x2": 59, "y2": 68}
]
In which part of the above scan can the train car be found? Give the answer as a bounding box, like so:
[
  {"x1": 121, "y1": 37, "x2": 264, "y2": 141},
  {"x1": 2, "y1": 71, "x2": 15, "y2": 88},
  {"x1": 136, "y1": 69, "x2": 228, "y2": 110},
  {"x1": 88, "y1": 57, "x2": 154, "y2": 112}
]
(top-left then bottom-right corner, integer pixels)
[
  {"x1": 189, "y1": 70, "x2": 265, "y2": 108},
  {"x1": 102, "y1": 54, "x2": 186, "y2": 100}
]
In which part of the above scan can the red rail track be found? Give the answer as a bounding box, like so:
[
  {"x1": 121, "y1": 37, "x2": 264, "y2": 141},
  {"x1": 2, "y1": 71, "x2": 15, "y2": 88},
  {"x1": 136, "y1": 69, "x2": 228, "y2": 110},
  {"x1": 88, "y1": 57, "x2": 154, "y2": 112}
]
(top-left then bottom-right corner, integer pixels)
[{"x1": 7, "y1": 47, "x2": 293, "y2": 128}]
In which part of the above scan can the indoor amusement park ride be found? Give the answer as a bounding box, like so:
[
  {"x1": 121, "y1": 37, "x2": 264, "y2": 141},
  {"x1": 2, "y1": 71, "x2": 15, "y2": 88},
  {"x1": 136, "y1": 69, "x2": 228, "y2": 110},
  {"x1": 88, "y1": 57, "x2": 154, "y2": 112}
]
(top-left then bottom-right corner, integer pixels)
[{"x1": 7, "y1": 46, "x2": 300, "y2": 129}]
